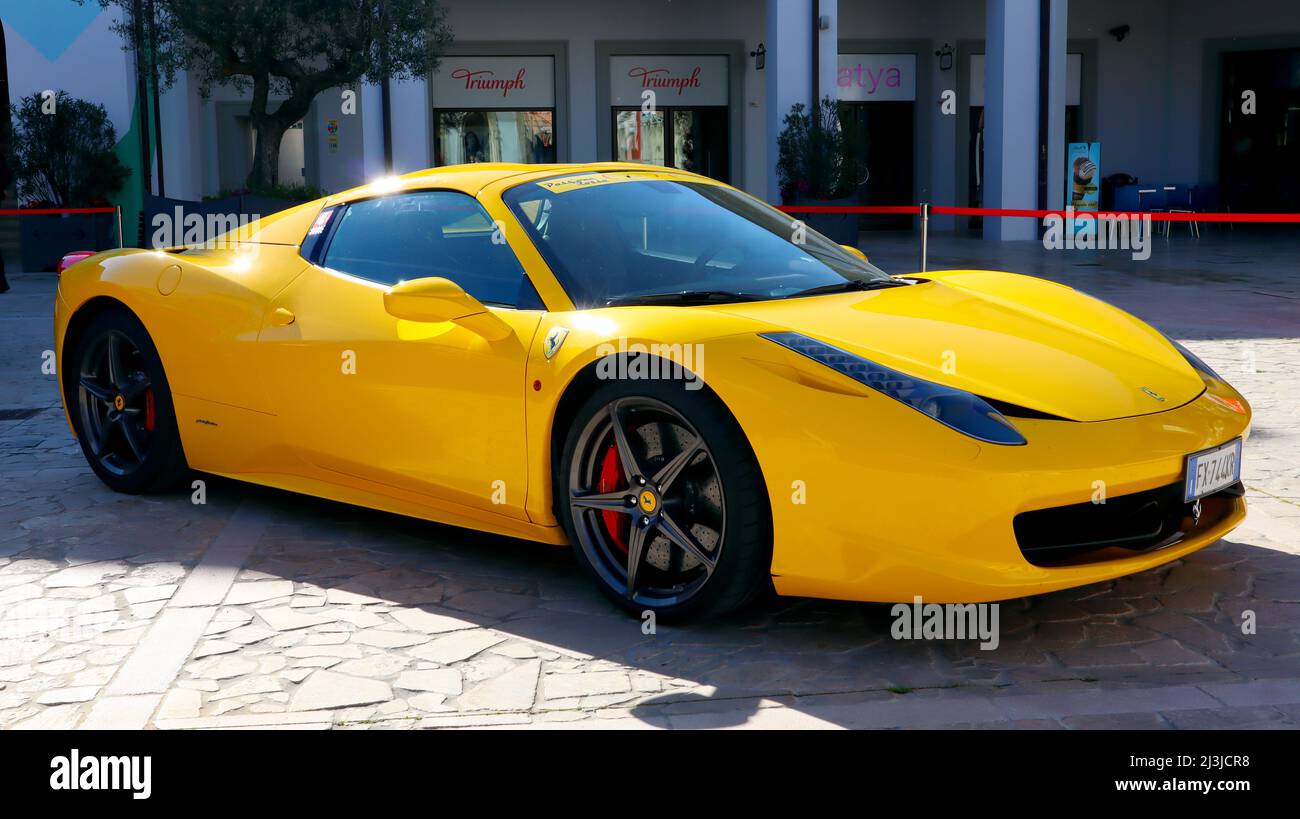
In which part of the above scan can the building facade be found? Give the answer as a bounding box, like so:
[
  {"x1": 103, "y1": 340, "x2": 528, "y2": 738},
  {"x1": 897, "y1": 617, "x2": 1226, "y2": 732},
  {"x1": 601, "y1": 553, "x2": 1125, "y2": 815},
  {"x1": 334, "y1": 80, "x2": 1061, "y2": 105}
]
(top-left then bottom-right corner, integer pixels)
[{"x1": 3, "y1": 0, "x2": 1300, "y2": 240}]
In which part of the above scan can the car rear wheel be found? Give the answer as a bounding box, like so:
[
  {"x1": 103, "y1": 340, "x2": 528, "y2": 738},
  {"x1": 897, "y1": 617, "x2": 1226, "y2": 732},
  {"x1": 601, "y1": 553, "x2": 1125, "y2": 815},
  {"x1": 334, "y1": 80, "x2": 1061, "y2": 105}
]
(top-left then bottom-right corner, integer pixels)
[
  {"x1": 69, "y1": 308, "x2": 188, "y2": 494},
  {"x1": 558, "y1": 379, "x2": 771, "y2": 621}
]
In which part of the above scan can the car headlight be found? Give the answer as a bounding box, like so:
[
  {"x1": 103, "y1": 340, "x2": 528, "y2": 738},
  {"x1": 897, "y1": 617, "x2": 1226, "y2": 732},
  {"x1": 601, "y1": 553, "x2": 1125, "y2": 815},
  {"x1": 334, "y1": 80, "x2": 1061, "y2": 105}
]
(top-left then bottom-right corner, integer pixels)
[
  {"x1": 761, "y1": 332, "x2": 1027, "y2": 446},
  {"x1": 1164, "y1": 336, "x2": 1223, "y2": 382}
]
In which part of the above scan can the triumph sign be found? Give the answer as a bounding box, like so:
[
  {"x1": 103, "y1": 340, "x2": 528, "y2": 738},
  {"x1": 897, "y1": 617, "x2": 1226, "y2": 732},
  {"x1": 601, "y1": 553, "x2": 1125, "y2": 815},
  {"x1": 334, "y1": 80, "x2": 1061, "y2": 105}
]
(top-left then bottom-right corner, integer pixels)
[
  {"x1": 609, "y1": 55, "x2": 729, "y2": 107},
  {"x1": 432, "y1": 56, "x2": 556, "y2": 108}
]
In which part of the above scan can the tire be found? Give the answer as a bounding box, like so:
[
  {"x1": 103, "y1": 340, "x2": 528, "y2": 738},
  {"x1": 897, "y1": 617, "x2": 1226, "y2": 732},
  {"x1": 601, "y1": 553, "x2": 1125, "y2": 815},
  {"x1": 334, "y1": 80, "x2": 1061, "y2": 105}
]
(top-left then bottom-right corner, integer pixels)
[
  {"x1": 557, "y1": 376, "x2": 772, "y2": 621},
  {"x1": 67, "y1": 308, "x2": 188, "y2": 494}
]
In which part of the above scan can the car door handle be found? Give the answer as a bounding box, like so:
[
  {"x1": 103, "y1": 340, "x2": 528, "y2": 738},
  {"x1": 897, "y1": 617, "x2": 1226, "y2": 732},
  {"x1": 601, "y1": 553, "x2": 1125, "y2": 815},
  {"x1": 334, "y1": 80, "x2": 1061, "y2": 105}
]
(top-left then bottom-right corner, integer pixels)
[{"x1": 270, "y1": 307, "x2": 296, "y2": 326}]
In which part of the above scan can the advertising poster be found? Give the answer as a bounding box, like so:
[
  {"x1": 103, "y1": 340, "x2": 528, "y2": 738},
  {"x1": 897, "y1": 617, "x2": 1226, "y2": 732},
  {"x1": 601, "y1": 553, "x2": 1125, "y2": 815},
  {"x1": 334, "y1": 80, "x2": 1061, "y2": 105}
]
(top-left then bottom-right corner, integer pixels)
[
  {"x1": 1067, "y1": 141, "x2": 1100, "y2": 239},
  {"x1": 326, "y1": 118, "x2": 340, "y2": 153}
]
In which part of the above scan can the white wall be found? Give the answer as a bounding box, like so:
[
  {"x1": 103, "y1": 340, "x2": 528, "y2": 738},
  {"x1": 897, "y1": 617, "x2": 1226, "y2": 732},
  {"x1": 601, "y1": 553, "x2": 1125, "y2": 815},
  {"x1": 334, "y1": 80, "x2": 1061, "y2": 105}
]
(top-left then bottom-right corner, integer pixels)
[
  {"x1": 198, "y1": 78, "x2": 369, "y2": 195},
  {"x1": 2, "y1": 8, "x2": 135, "y2": 146},
  {"x1": 1072, "y1": 0, "x2": 1300, "y2": 185}
]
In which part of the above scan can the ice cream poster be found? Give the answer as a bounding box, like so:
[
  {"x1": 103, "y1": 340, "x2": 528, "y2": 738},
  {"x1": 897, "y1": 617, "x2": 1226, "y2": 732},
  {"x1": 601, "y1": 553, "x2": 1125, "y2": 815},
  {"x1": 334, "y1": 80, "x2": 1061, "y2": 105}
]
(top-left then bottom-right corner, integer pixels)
[{"x1": 1067, "y1": 142, "x2": 1100, "y2": 239}]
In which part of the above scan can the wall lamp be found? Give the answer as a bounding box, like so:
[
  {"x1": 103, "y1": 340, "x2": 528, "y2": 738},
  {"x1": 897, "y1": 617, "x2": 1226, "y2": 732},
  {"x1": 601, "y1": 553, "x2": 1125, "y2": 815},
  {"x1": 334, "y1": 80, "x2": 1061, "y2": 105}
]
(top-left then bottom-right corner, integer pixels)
[{"x1": 936, "y1": 43, "x2": 954, "y2": 72}]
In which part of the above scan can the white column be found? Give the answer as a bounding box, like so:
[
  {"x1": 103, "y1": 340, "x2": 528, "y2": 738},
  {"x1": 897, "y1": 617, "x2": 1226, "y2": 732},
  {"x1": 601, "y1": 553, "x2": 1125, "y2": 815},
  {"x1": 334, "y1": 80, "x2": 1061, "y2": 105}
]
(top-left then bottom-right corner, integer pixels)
[
  {"x1": 765, "y1": 0, "x2": 838, "y2": 202},
  {"x1": 389, "y1": 78, "x2": 432, "y2": 173},
  {"x1": 360, "y1": 83, "x2": 387, "y2": 180},
  {"x1": 158, "y1": 71, "x2": 202, "y2": 201},
  {"x1": 983, "y1": 0, "x2": 1039, "y2": 240},
  {"x1": 817, "y1": 0, "x2": 839, "y2": 106},
  {"x1": 1044, "y1": 0, "x2": 1069, "y2": 212},
  {"x1": 569, "y1": 40, "x2": 597, "y2": 163},
  {"x1": 200, "y1": 99, "x2": 220, "y2": 197}
]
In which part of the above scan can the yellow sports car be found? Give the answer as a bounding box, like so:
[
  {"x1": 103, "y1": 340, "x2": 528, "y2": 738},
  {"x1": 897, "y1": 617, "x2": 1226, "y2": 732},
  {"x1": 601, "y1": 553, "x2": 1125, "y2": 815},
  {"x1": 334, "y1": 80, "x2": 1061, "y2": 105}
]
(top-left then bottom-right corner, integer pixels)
[{"x1": 54, "y1": 163, "x2": 1250, "y2": 620}]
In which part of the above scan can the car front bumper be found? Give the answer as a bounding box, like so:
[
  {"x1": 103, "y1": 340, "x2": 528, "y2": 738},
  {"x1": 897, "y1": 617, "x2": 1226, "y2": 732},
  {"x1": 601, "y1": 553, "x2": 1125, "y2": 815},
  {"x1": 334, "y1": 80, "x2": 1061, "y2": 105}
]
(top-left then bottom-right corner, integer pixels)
[{"x1": 704, "y1": 337, "x2": 1252, "y2": 604}]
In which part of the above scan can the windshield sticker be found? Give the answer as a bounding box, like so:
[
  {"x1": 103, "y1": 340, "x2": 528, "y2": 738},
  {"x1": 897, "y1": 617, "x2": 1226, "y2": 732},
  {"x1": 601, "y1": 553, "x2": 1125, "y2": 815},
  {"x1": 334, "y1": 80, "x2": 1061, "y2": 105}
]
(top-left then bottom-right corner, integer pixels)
[
  {"x1": 307, "y1": 208, "x2": 335, "y2": 236},
  {"x1": 535, "y1": 170, "x2": 724, "y2": 195},
  {"x1": 535, "y1": 173, "x2": 624, "y2": 194}
]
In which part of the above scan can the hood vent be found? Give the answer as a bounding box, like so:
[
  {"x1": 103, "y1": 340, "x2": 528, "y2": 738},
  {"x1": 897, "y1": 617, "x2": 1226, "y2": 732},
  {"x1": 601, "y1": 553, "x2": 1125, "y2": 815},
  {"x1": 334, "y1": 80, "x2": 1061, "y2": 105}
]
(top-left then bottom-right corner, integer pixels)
[{"x1": 980, "y1": 397, "x2": 1070, "y2": 422}]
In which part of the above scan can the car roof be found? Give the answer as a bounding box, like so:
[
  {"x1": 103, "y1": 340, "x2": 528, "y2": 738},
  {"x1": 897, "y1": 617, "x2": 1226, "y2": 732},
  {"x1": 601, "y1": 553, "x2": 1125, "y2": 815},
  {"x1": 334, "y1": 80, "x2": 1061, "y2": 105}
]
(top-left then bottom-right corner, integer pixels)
[
  {"x1": 234, "y1": 163, "x2": 717, "y2": 246},
  {"x1": 321, "y1": 162, "x2": 707, "y2": 205}
]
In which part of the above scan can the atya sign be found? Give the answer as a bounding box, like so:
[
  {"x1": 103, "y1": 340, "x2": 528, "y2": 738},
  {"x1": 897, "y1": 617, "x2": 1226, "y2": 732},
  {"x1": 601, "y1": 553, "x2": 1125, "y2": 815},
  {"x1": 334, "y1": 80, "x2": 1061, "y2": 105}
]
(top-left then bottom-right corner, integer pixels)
[
  {"x1": 432, "y1": 56, "x2": 556, "y2": 109},
  {"x1": 610, "y1": 55, "x2": 729, "y2": 107},
  {"x1": 837, "y1": 54, "x2": 917, "y2": 102}
]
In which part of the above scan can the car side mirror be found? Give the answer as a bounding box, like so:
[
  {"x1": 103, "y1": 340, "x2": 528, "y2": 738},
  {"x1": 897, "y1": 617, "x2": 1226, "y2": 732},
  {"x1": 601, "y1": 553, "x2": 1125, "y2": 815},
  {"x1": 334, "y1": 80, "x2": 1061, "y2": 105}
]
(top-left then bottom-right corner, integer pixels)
[
  {"x1": 840, "y1": 244, "x2": 869, "y2": 263},
  {"x1": 383, "y1": 277, "x2": 510, "y2": 340}
]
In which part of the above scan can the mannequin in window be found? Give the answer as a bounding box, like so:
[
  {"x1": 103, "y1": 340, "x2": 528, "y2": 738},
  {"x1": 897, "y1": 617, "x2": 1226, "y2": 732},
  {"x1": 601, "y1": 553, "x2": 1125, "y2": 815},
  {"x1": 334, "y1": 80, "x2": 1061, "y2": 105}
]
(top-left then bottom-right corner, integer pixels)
[
  {"x1": 464, "y1": 130, "x2": 484, "y2": 163},
  {"x1": 679, "y1": 128, "x2": 697, "y2": 174}
]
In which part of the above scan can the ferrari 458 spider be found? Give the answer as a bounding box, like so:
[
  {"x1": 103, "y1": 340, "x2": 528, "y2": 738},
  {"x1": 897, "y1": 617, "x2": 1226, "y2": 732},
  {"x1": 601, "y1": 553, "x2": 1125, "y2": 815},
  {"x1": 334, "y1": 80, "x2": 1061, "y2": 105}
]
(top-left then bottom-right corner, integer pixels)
[{"x1": 55, "y1": 163, "x2": 1250, "y2": 619}]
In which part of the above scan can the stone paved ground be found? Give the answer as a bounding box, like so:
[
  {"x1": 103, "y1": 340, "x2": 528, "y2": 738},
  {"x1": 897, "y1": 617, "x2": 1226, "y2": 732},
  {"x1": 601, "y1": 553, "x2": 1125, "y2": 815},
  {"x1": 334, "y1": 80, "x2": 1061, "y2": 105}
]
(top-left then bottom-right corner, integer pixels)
[{"x1": 1, "y1": 230, "x2": 1297, "y2": 729}]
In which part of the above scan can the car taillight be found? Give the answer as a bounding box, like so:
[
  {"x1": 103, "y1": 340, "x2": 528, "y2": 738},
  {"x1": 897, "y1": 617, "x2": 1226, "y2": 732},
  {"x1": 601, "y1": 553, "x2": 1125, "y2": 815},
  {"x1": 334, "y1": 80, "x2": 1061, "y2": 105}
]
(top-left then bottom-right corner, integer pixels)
[{"x1": 57, "y1": 251, "x2": 96, "y2": 275}]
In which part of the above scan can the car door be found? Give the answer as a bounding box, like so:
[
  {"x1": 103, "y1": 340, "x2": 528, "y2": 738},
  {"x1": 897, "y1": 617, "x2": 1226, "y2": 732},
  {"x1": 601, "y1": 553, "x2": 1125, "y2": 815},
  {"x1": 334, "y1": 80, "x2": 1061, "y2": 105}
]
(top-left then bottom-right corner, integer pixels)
[{"x1": 257, "y1": 190, "x2": 546, "y2": 521}]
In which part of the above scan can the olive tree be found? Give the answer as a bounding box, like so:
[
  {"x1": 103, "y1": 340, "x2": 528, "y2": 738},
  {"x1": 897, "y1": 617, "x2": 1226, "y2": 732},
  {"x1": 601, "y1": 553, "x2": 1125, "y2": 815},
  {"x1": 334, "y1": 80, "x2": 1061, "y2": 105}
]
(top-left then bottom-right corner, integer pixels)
[{"x1": 92, "y1": 0, "x2": 452, "y2": 189}]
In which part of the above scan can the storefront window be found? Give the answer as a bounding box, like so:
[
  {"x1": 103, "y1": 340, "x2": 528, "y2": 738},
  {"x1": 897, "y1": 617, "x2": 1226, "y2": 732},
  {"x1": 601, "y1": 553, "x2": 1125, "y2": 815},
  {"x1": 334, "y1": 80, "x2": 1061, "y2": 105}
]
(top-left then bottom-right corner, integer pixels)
[
  {"x1": 613, "y1": 108, "x2": 726, "y2": 180},
  {"x1": 431, "y1": 55, "x2": 558, "y2": 167},
  {"x1": 436, "y1": 110, "x2": 555, "y2": 165},
  {"x1": 614, "y1": 110, "x2": 666, "y2": 166},
  {"x1": 609, "y1": 55, "x2": 731, "y2": 182}
]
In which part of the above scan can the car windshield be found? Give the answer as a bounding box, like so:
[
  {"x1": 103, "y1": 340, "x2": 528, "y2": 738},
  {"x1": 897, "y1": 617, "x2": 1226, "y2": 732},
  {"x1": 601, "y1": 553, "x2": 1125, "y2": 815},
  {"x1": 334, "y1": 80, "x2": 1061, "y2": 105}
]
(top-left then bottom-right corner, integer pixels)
[{"x1": 502, "y1": 173, "x2": 894, "y2": 309}]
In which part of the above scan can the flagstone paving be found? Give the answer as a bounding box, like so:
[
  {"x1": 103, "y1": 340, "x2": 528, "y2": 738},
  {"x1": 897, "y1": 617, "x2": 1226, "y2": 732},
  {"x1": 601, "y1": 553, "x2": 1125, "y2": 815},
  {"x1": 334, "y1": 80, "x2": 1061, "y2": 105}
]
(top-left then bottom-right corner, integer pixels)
[{"x1": 1, "y1": 232, "x2": 1297, "y2": 729}]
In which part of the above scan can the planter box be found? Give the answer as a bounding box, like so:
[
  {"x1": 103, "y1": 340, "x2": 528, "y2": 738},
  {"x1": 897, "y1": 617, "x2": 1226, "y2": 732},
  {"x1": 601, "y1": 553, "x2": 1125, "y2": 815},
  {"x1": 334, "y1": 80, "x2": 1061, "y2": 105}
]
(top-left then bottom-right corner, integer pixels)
[
  {"x1": 793, "y1": 193, "x2": 860, "y2": 246},
  {"x1": 20, "y1": 213, "x2": 116, "y2": 272}
]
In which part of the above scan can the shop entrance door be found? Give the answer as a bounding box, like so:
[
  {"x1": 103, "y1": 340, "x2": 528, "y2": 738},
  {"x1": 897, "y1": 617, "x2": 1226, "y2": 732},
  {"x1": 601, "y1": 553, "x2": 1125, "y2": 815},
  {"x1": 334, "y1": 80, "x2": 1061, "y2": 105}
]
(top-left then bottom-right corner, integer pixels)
[
  {"x1": 843, "y1": 101, "x2": 914, "y2": 230},
  {"x1": 966, "y1": 53, "x2": 1084, "y2": 230},
  {"x1": 1220, "y1": 47, "x2": 1300, "y2": 213},
  {"x1": 612, "y1": 107, "x2": 729, "y2": 183}
]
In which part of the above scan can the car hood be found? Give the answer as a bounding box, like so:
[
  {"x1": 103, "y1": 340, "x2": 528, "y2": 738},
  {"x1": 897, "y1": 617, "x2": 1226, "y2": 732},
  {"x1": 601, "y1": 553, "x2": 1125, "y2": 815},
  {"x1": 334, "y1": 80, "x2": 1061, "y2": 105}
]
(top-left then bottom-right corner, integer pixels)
[{"x1": 705, "y1": 270, "x2": 1204, "y2": 422}]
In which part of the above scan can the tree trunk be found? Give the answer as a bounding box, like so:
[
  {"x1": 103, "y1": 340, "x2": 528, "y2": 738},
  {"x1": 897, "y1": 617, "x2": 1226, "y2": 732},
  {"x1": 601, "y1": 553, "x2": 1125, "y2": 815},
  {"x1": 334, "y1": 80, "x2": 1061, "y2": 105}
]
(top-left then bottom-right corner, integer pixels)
[
  {"x1": 243, "y1": 72, "x2": 331, "y2": 191},
  {"x1": 248, "y1": 92, "x2": 319, "y2": 192},
  {"x1": 247, "y1": 116, "x2": 287, "y2": 190}
]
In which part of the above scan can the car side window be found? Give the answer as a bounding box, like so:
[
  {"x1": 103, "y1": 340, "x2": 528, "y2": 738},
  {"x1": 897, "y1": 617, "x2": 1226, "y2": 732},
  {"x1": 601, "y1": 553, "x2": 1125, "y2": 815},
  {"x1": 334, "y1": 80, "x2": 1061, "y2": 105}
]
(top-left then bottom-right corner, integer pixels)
[{"x1": 321, "y1": 190, "x2": 541, "y2": 309}]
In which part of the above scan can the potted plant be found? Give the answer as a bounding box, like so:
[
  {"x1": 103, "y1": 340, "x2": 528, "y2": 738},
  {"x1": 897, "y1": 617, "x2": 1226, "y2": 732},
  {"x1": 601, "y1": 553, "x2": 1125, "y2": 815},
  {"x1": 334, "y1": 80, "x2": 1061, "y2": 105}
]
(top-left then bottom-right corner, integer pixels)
[
  {"x1": 8, "y1": 91, "x2": 130, "y2": 271},
  {"x1": 776, "y1": 96, "x2": 869, "y2": 245}
]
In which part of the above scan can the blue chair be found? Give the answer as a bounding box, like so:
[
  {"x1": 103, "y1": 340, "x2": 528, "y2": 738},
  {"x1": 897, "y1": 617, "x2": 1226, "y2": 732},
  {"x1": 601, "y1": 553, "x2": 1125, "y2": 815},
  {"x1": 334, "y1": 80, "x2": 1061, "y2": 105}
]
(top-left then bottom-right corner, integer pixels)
[
  {"x1": 1192, "y1": 184, "x2": 1218, "y2": 212},
  {"x1": 1162, "y1": 184, "x2": 1198, "y2": 238},
  {"x1": 1136, "y1": 187, "x2": 1167, "y2": 211},
  {"x1": 1113, "y1": 185, "x2": 1141, "y2": 212}
]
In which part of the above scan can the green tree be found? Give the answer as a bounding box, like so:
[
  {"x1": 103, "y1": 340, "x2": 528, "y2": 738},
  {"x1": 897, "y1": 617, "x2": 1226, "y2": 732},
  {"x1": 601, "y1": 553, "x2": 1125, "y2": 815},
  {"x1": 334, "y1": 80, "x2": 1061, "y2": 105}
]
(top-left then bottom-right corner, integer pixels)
[
  {"x1": 8, "y1": 91, "x2": 131, "y2": 206},
  {"x1": 92, "y1": 0, "x2": 452, "y2": 189},
  {"x1": 776, "y1": 97, "x2": 868, "y2": 202}
]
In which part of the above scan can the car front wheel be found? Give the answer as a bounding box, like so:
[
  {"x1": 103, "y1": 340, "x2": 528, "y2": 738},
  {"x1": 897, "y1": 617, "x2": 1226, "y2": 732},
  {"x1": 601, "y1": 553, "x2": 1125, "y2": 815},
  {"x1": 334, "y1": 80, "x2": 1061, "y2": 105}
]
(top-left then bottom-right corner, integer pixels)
[{"x1": 558, "y1": 379, "x2": 771, "y2": 621}]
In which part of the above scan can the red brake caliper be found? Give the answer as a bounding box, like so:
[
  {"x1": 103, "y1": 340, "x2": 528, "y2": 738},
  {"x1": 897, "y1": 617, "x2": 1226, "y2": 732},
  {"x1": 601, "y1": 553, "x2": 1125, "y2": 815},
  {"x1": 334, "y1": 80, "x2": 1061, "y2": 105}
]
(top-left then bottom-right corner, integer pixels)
[
  {"x1": 598, "y1": 443, "x2": 629, "y2": 553},
  {"x1": 144, "y1": 389, "x2": 156, "y2": 433}
]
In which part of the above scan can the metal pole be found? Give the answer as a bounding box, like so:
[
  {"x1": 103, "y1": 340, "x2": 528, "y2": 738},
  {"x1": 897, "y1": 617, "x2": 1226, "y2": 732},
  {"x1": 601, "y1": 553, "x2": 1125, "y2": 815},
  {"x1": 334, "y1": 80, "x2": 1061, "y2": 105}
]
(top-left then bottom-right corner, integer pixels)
[
  {"x1": 147, "y1": 0, "x2": 165, "y2": 197},
  {"x1": 116, "y1": 205, "x2": 124, "y2": 248},
  {"x1": 919, "y1": 202, "x2": 929, "y2": 273}
]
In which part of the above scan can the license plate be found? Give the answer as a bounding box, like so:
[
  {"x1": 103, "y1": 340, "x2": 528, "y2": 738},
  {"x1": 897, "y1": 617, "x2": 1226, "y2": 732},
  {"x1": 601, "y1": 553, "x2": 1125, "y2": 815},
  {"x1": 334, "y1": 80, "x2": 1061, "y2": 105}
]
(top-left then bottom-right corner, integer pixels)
[{"x1": 1184, "y1": 438, "x2": 1242, "y2": 502}]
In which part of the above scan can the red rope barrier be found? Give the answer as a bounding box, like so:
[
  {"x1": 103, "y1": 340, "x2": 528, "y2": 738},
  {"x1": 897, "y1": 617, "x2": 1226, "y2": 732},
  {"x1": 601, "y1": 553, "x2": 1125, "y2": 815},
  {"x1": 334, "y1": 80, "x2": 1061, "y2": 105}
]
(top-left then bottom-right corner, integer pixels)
[
  {"x1": 778, "y1": 205, "x2": 921, "y2": 214},
  {"x1": 0, "y1": 207, "x2": 118, "y2": 215},
  {"x1": 931, "y1": 206, "x2": 1300, "y2": 223},
  {"x1": 777, "y1": 203, "x2": 1300, "y2": 222}
]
